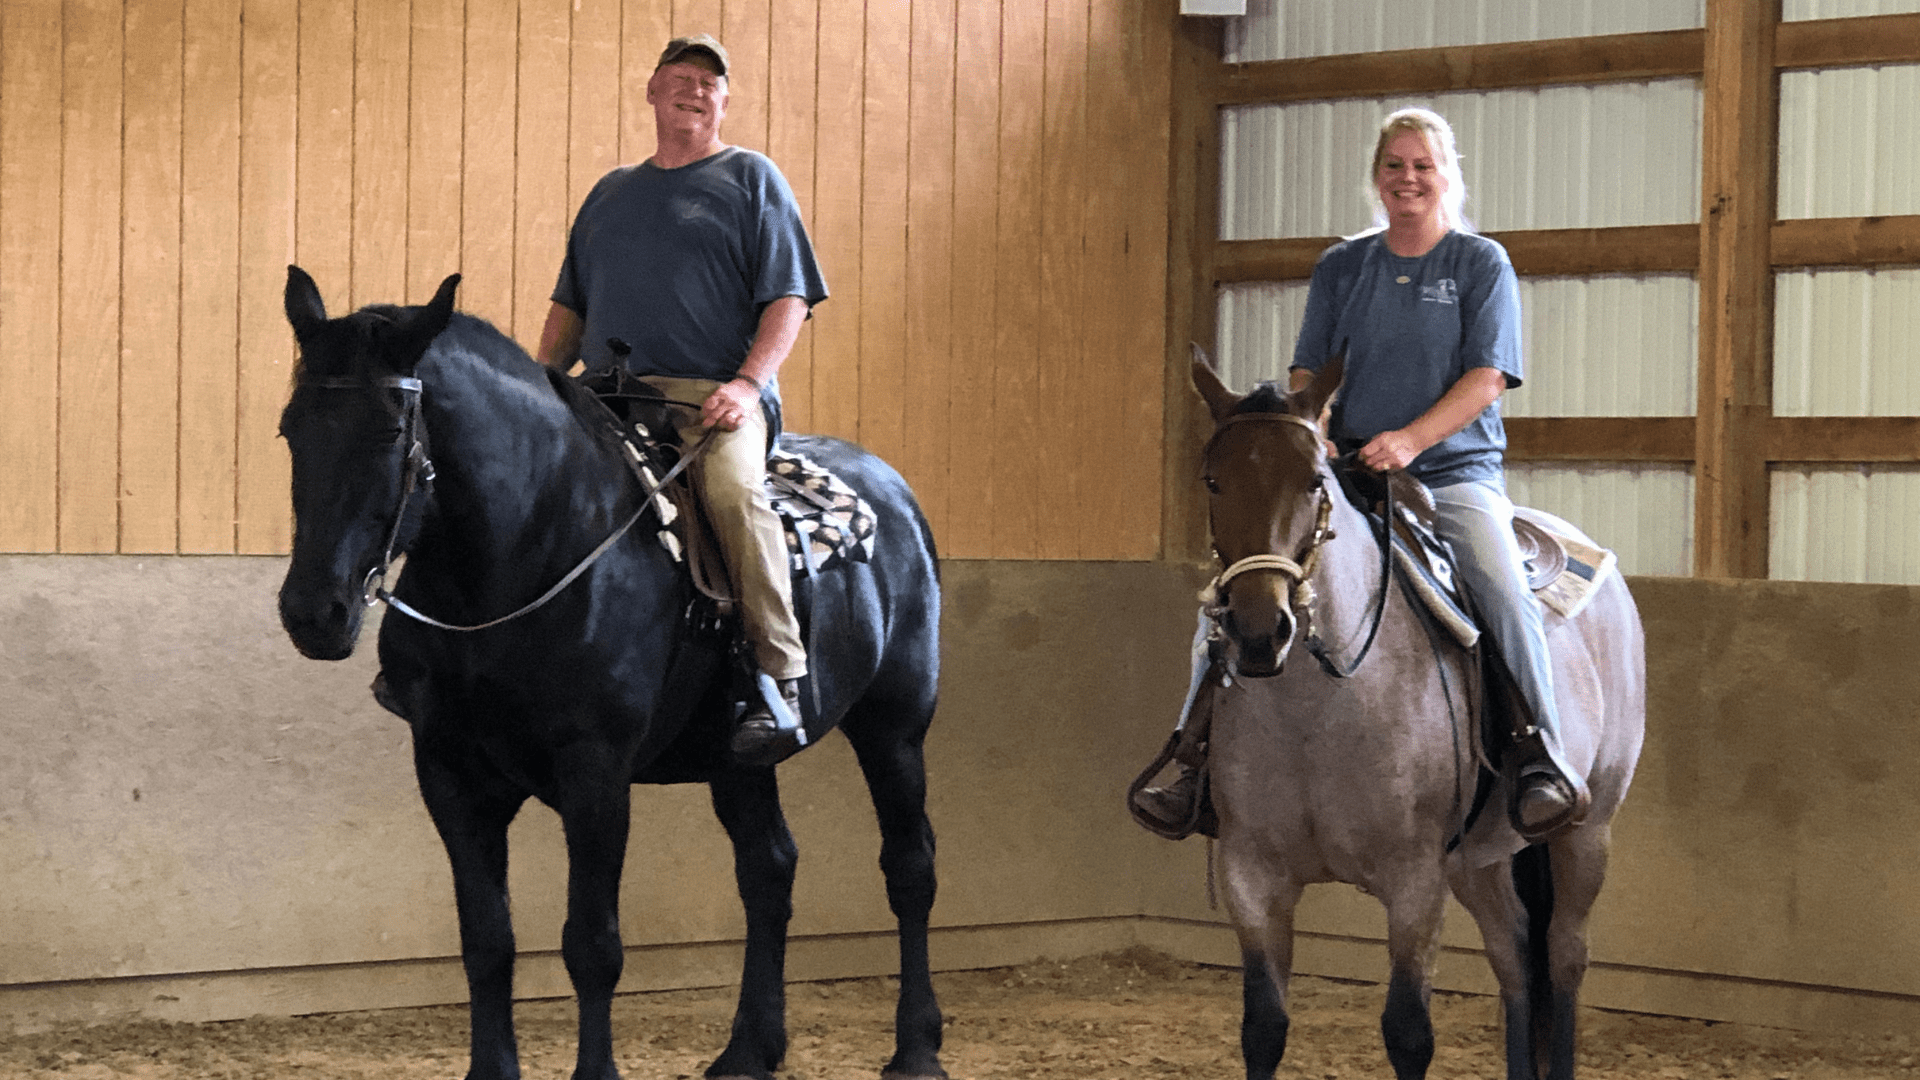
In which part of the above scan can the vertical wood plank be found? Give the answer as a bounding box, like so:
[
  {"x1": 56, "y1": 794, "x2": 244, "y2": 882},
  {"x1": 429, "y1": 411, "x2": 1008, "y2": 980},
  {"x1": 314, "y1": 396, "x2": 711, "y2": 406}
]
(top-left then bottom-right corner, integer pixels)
[
  {"x1": 765, "y1": 0, "x2": 817, "y2": 430},
  {"x1": 408, "y1": 0, "x2": 465, "y2": 300},
  {"x1": 121, "y1": 0, "x2": 187, "y2": 553},
  {"x1": 620, "y1": 0, "x2": 673, "y2": 166},
  {"x1": 178, "y1": 0, "x2": 241, "y2": 553},
  {"x1": 1695, "y1": 0, "x2": 1778, "y2": 578},
  {"x1": 808, "y1": 0, "x2": 864, "y2": 442},
  {"x1": 515, "y1": 0, "x2": 572, "y2": 343},
  {"x1": 1035, "y1": 0, "x2": 1087, "y2": 558},
  {"x1": 722, "y1": 0, "x2": 770, "y2": 153},
  {"x1": 296, "y1": 0, "x2": 354, "y2": 317},
  {"x1": 0, "y1": 0, "x2": 64, "y2": 551},
  {"x1": 991, "y1": 0, "x2": 1045, "y2": 559},
  {"x1": 570, "y1": 0, "x2": 622, "y2": 216},
  {"x1": 59, "y1": 0, "x2": 125, "y2": 552},
  {"x1": 353, "y1": 0, "x2": 412, "y2": 307},
  {"x1": 858, "y1": 0, "x2": 910, "y2": 469},
  {"x1": 945, "y1": 0, "x2": 1000, "y2": 558},
  {"x1": 902, "y1": 0, "x2": 955, "y2": 540},
  {"x1": 1163, "y1": 15, "x2": 1222, "y2": 564},
  {"x1": 234, "y1": 0, "x2": 298, "y2": 554},
  {"x1": 1102, "y1": 0, "x2": 1171, "y2": 559},
  {"x1": 462, "y1": 0, "x2": 518, "y2": 330},
  {"x1": 674, "y1": 0, "x2": 722, "y2": 37}
]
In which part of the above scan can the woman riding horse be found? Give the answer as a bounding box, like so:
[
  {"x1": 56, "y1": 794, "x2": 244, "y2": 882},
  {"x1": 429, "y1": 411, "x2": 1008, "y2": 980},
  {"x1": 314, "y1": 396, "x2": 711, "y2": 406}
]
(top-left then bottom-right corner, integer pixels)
[{"x1": 1134, "y1": 106, "x2": 1586, "y2": 842}]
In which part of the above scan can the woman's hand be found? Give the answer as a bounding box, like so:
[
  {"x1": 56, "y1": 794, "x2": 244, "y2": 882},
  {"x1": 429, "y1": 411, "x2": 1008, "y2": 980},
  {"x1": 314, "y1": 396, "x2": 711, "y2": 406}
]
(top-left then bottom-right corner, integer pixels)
[
  {"x1": 701, "y1": 377, "x2": 762, "y2": 432},
  {"x1": 1357, "y1": 429, "x2": 1423, "y2": 472}
]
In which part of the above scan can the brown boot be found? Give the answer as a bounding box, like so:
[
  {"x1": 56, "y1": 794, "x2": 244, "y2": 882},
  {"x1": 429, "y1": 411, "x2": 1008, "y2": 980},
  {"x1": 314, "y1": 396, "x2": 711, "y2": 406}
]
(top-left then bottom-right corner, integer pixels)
[
  {"x1": 1127, "y1": 674, "x2": 1217, "y2": 839},
  {"x1": 1508, "y1": 732, "x2": 1591, "y2": 842},
  {"x1": 731, "y1": 677, "x2": 805, "y2": 767}
]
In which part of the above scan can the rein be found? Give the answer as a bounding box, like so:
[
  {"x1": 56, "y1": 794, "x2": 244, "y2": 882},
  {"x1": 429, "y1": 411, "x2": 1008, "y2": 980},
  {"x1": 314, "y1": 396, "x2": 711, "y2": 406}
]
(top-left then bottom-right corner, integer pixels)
[
  {"x1": 1201, "y1": 411, "x2": 1393, "y2": 681},
  {"x1": 302, "y1": 374, "x2": 713, "y2": 633}
]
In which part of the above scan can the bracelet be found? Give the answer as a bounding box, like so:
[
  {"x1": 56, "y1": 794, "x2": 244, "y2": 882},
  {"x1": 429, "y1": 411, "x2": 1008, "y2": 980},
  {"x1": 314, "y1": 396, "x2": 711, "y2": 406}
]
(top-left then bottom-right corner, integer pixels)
[{"x1": 734, "y1": 374, "x2": 765, "y2": 392}]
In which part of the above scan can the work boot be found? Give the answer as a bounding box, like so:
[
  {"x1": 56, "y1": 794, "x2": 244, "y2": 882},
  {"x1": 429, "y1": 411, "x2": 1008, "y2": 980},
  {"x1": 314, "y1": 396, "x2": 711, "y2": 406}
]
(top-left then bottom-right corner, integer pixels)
[
  {"x1": 731, "y1": 678, "x2": 805, "y2": 767},
  {"x1": 1130, "y1": 765, "x2": 1208, "y2": 836},
  {"x1": 1126, "y1": 672, "x2": 1218, "y2": 839},
  {"x1": 1509, "y1": 733, "x2": 1591, "y2": 842}
]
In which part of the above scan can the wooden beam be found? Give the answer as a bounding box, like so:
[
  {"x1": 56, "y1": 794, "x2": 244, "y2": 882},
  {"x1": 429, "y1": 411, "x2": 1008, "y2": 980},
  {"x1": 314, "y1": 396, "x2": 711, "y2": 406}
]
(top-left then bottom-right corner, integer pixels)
[
  {"x1": 1506, "y1": 418, "x2": 1696, "y2": 462},
  {"x1": 1772, "y1": 215, "x2": 1920, "y2": 269},
  {"x1": 1766, "y1": 417, "x2": 1920, "y2": 463},
  {"x1": 1694, "y1": 0, "x2": 1778, "y2": 579},
  {"x1": 1208, "y1": 224, "x2": 1700, "y2": 283},
  {"x1": 1208, "y1": 28, "x2": 1704, "y2": 106},
  {"x1": 1164, "y1": 14, "x2": 1219, "y2": 563},
  {"x1": 1775, "y1": 12, "x2": 1920, "y2": 70}
]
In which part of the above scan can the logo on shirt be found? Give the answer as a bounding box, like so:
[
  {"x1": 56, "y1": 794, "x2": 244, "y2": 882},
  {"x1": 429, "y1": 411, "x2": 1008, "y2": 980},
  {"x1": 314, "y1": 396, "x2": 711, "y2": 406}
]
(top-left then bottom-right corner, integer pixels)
[{"x1": 1420, "y1": 278, "x2": 1458, "y2": 305}]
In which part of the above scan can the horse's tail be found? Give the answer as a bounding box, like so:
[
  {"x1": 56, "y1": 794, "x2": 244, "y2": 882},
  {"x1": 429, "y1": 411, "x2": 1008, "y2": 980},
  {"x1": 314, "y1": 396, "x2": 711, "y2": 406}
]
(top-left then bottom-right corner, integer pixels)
[{"x1": 1512, "y1": 842, "x2": 1555, "y2": 1060}]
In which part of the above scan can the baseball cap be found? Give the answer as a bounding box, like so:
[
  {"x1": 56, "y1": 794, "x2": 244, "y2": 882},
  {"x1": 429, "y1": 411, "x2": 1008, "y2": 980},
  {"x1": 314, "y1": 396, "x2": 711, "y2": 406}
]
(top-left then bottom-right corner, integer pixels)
[{"x1": 657, "y1": 33, "x2": 728, "y2": 77}]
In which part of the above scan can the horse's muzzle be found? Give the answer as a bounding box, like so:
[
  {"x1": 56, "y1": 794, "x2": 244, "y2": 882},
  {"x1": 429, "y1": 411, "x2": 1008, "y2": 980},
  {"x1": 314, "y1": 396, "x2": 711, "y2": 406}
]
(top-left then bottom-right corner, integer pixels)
[
  {"x1": 279, "y1": 578, "x2": 366, "y2": 661},
  {"x1": 1222, "y1": 606, "x2": 1297, "y2": 679}
]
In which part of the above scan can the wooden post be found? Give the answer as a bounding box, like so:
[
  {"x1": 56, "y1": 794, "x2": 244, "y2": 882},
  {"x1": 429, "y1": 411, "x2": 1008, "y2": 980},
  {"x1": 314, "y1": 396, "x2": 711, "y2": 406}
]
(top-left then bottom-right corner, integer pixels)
[
  {"x1": 1695, "y1": 0, "x2": 1779, "y2": 578},
  {"x1": 1162, "y1": 14, "x2": 1222, "y2": 563}
]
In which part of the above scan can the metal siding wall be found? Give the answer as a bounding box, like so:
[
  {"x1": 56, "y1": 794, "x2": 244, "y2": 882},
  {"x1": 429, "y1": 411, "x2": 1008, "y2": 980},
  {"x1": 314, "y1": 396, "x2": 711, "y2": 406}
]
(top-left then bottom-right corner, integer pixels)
[
  {"x1": 1225, "y1": 0, "x2": 1705, "y2": 63},
  {"x1": 1775, "y1": 268, "x2": 1920, "y2": 417},
  {"x1": 1507, "y1": 464, "x2": 1695, "y2": 577},
  {"x1": 1783, "y1": 0, "x2": 1920, "y2": 19},
  {"x1": 1220, "y1": 81, "x2": 1702, "y2": 239},
  {"x1": 1778, "y1": 65, "x2": 1920, "y2": 219},
  {"x1": 1215, "y1": 281, "x2": 1312, "y2": 392},
  {"x1": 1771, "y1": 467, "x2": 1920, "y2": 583}
]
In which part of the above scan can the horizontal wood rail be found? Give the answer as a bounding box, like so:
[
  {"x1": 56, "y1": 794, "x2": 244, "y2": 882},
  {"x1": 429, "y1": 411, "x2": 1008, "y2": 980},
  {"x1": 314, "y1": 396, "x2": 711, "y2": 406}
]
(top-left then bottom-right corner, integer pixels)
[
  {"x1": 1765, "y1": 417, "x2": 1920, "y2": 463},
  {"x1": 1506, "y1": 417, "x2": 1696, "y2": 462},
  {"x1": 1775, "y1": 13, "x2": 1920, "y2": 70}
]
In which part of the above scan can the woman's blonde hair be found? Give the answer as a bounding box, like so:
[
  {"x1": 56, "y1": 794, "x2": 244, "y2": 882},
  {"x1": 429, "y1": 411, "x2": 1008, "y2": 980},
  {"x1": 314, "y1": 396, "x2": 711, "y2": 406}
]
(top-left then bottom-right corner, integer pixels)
[{"x1": 1367, "y1": 107, "x2": 1472, "y2": 233}]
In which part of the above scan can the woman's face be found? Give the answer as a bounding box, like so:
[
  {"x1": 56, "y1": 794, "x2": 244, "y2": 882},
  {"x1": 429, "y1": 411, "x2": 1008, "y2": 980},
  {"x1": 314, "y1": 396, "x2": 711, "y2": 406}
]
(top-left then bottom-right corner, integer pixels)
[{"x1": 1374, "y1": 128, "x2": 1448, "y2": 226}]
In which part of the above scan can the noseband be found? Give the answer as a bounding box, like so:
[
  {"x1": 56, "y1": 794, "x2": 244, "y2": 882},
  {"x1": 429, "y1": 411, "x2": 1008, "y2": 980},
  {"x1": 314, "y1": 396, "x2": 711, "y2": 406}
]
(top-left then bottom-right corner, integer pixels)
[{"x1": 1199, "y1": 410, "x2": 1392, "y2": 680}]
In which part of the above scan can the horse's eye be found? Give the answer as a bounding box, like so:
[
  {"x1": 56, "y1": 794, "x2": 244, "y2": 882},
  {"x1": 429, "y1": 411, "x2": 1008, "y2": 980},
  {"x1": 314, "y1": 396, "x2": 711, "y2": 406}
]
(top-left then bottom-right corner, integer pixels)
[{"x1": 1203, "y1": 476, "x2": 1220, "y2": 495}]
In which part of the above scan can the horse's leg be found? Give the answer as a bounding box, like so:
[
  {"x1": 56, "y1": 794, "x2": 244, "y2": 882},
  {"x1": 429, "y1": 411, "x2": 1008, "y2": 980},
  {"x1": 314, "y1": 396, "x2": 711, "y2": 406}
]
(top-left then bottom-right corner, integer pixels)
[
  {"x1": 1377, "y1": 877, "x2": 1447, "y2": 1080},
  {"x1": 553, "y1": 759, "x2": 635, "y2": 1080},
  {"x1": 705, "y1": 767, "x2": 798, "y2": 1080},
  {"x1": 1217, "y1": 850, "x2": 1302, "y2": 1080},
  {"x1": 1538, "y1": 824, "x2": 1612, "y2": 1080},
  {"x1": 1449, "y1": 855, "x2": 1541, "y2": 1080},
  {"x1": 842, "y1": 710, "x2": 946, "y2": 1080},
  {"x1": 414, "y1": 745, "x2": 528, "y2": 1080}
]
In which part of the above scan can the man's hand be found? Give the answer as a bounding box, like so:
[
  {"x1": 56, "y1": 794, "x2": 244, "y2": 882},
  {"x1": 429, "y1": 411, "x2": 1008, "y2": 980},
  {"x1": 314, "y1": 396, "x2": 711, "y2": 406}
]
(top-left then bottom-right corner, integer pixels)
[
  {"x1": 701, "y1": 377, "x2": 762, "y2": 431},
  {"x1": 1356, "y1": 429, "x2": 1423, "y2": 472}
]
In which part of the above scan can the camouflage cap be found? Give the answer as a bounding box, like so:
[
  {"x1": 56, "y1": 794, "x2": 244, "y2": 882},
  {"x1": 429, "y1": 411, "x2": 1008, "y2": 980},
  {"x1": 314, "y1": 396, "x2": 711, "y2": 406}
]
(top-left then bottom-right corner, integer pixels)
[{"x1": 656, "y1": 33, "x2": 728, "y2": 77}]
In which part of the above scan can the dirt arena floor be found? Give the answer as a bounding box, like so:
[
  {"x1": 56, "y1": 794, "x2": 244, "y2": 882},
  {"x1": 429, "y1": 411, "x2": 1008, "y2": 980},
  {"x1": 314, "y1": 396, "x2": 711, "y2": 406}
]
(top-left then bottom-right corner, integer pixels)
[{"x1": 5, "y1": 949, "x2": 1916, "y2": 1079}]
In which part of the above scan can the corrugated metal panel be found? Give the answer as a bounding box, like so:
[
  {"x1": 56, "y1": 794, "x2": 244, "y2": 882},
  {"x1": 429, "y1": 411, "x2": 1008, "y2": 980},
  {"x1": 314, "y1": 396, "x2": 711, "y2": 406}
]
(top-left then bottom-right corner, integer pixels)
[
  {"x1": 1506, "y1": 275, "x2": 1697, "y2": 417},
  {"x1": 1774, "y1": 268, "x2": 1920, "y2": 416},
  {"x1": 1784, "y1": 0, "x2": 1920, "y2": 20},
  {"x1": 1216, "y1": 275, "x2": 1697, "y2": 416},
  {"x1": 1778, "y1": 65, "x2": 1920, "y2": 218},
  {"x1": 1771, "y1": 466, "x2": 1920, "y2": 584},
  {"x1": 1221, "y1": 82, "x2": 1701, "y2": 239},
  {"x1": 1507, "y1": 464, "x2": 1695, "y2": 577},
  {"x1": 1225, "y1": 0, "x2": 1705, "y2": 63}
]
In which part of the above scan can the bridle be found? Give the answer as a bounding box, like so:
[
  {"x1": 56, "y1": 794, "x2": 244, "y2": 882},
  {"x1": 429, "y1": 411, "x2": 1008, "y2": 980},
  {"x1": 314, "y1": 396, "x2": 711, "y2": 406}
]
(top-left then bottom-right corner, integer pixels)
[
  {"x1": 1199, "y1": 410, "x2": 1392, "y2": 680},
  {"x1": 298, "y1": 373, "x2": 709, "y2": 633}
]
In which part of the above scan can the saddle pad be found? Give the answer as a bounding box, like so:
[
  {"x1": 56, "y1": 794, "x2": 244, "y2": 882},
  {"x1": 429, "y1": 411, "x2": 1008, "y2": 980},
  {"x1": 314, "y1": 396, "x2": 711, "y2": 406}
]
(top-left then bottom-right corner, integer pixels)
[
  {"x1": 1517, "y1": 517, "x2": 1617, "y2": 620},
  {"x1": 1389, "y1": 508, "x2": 1618, "y2": 639},
  {"x1": 767, "y1": 449, "x2": 877, "y2": 577}
]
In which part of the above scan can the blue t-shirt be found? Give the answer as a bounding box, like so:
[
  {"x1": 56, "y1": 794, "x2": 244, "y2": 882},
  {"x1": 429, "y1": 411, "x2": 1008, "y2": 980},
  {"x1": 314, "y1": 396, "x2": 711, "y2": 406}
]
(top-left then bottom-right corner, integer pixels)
[
  {"x1": 552, "y1": 147, "x2": 829, "y2": 396},
  {"x1": 1291, "y1": 230, "x2": 1523, "y2": 489}
]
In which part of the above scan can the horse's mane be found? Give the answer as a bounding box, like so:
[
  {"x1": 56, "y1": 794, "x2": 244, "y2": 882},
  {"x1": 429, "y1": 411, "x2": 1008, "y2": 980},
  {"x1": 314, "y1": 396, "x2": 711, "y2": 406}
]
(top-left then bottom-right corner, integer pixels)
[{"x1": 1229, "y1": 380, "x2": 1295, "y2": 418}]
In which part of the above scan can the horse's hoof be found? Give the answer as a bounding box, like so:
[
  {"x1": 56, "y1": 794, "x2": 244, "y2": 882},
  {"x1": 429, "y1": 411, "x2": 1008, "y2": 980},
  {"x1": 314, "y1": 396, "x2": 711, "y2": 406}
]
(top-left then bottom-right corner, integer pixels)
[{"x1": 730, "y1": 718, "x2": 803, "y2": 767}]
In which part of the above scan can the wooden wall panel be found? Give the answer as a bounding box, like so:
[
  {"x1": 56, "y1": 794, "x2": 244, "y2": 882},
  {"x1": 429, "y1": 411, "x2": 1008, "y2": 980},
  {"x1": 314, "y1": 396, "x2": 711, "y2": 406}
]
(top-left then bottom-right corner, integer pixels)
[
  {"x1": 178, "y1": 0, "x2": 241, "y2": 553},
  {"x1": 59, "y1": 0, "x2": 124, "y2": 553},
  {"x1": 121, "y1": 0, "x2": 186, "y2": 554},
  {"x1": 0, "y1": 0, "x2": 1174, "y2": 560},
  {"x1": 0, "y1": 0, "x2": 61, "y2": 552}
]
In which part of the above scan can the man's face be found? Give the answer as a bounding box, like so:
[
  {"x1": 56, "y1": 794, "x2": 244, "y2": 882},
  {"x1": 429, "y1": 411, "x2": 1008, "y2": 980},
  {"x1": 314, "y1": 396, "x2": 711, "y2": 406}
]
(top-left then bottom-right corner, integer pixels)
[{"x1": 647, "y1": 57, "x2": 729, "y2": 141}]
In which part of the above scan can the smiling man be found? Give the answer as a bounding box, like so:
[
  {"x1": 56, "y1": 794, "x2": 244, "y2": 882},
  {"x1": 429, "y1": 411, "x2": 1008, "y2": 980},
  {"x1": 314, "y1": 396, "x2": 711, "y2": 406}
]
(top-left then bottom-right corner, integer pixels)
[{"x1": 535, "y1": 33, "x2": 829, "y2": 766}]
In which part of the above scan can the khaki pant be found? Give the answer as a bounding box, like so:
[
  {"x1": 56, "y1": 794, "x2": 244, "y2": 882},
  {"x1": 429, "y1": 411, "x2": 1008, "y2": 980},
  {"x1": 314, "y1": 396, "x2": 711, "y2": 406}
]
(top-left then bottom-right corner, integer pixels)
[{"x1": 641, "y1": 376, "x2": 807, "y2": 681}]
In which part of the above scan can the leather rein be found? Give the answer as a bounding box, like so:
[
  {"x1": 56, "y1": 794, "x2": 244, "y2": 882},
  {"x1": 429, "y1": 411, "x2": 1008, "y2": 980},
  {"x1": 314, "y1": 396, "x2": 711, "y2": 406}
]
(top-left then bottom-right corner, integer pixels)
[
  {"x1": 300, "y1": 374, "x2": 711, "y2": 633},
  {"x1": 1199, "y1": 410, "x2": 1393, "y2": 680}
]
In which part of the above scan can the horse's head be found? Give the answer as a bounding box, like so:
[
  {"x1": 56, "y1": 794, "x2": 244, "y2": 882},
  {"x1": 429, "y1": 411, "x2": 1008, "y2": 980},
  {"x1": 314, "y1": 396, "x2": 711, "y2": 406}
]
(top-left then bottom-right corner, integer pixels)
[
  {"x1": 1192, "y1": 346, "x2": 1345, "y2": 678},
  {"x1": 277, "y1": 265, "x2": 459, "y2": 660}
]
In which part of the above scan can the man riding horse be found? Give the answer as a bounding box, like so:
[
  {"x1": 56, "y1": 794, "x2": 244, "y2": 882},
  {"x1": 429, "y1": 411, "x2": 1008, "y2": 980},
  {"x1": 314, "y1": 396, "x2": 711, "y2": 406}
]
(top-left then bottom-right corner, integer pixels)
[{"x1": 535, "y1": 33, "x2": 825, "y2": 766}]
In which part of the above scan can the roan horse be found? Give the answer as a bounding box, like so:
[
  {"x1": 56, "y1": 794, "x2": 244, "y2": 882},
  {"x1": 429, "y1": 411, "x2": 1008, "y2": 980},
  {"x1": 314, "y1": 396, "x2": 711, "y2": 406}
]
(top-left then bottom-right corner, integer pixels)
[
  {"x1": 276, "y1": 267, "x2": 946, "y2": 1080},
  {"x1": 1190, "y1": 350, "x2": 1644, "y2": 1080}
]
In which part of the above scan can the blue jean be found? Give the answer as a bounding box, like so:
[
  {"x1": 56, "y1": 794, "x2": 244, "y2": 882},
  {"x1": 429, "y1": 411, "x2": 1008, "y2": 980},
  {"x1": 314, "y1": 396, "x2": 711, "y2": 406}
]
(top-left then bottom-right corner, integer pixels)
[{"x1": 1430, "y1": 479, "x2": 1560, "y2": 741}]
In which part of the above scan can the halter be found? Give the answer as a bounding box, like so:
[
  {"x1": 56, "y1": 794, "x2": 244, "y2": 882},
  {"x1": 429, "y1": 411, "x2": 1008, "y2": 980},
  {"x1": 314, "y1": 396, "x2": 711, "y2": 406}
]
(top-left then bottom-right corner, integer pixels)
[
  {"x1": 297, "y1": 373, "x2": 710, "y2": 633},
  {"x1": 1199, "y1": 410, "x2": 1392, "y2": 680}
]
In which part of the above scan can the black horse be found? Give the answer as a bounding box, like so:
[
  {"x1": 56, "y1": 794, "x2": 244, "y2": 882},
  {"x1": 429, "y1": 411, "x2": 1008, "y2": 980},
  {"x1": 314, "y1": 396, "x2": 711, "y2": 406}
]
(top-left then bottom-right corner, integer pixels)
[{"x1": 276, "y1": 266, "x2": 946, "y2": 1080}]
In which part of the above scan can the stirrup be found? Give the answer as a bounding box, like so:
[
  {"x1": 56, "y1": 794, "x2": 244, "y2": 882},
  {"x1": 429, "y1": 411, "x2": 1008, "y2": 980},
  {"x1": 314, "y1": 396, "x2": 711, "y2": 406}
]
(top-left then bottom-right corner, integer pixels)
[{"x1": 1126, "y1": 730, "x2": 1215, "y2": 840}]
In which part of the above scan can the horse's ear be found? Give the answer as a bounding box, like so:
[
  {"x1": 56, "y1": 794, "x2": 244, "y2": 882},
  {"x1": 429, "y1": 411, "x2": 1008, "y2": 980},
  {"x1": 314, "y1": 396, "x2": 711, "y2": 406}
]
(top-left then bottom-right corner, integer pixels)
[
  {"x1": 1190, "y1": 343, "x2": 1242, "y2": 422},
  {"x1": 285, "y1": 265, "x2": 327, "y2": 343},
  {"x1": 392, "y1": 273, "x2": 462, "y2": 368},
  {"x1": 1296, "y1": 352, "x2": 1345, "y2": 424}
]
